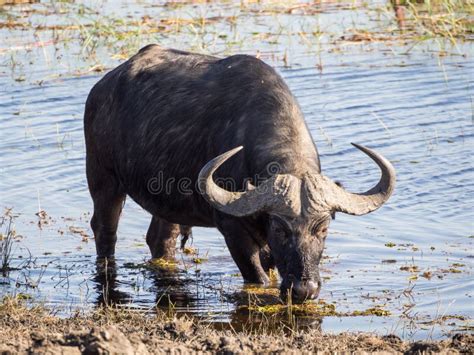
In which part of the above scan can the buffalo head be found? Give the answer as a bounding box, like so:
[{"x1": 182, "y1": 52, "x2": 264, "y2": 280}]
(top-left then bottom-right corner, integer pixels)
[{"x1": 198, "y1": 144, "x2": 395, "y2": 303}]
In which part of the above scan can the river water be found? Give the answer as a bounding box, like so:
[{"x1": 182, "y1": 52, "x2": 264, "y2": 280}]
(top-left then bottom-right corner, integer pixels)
[{"x1": 0, "y1": 0, "x2": 472, "y2": 340}]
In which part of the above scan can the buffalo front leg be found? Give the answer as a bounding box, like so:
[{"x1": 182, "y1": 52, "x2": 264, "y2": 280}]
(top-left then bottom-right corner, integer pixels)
[
  {"x1": 146, "y1": 216, "x2": 180, "y2": 259},
  {"x1": 216, "y1": 216, "x2": 269, "y2": 284}
]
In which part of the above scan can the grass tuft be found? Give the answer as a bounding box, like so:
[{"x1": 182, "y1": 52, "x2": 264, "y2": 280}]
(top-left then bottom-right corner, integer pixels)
[{"x1": 0, "y1": 209, "x2": 16, "y2": 274}]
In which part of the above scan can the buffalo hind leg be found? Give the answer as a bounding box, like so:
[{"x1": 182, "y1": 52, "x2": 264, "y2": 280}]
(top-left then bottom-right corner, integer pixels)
[
  {"x1": 88, "y1": 172, "x2": 125, "y2": 258},
  {"x1": 146, "y1": 217, "x2": 180, "y2": 259},
  {"x1": 216, "y1": 216, "x2": 269, "y2": 284}
]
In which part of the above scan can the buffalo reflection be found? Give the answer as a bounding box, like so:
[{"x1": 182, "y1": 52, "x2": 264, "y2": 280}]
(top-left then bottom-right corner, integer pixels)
[
  {"x1": 93, "y1": 259, "x2": 322, "y2": 332},
  {"x1": 94, "y1": 258, "x2": 131, "y2": 306},
  {"x1": 93, "y1": 258, "x2": 196, "y2": 309}
]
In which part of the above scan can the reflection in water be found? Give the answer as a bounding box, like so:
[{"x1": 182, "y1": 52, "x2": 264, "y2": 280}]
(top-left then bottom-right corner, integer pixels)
[
  {"x1": 225, "y1": 291, "x2": 323, "y2": 332},
  {"x1": 148, "y1": 268, "x2": 197, "y2": 309},
  {"x1": 94, "y1": 258, "x2": 197, "y2": 310},
  {"x1": 94, "y1": 258, "x2": 131, "y2": 307},
  {"x1": 93, "y1": 258, "x2": 322, "y2": 331}
]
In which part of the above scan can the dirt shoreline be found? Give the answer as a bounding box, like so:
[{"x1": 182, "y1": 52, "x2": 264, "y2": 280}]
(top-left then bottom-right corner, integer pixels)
[{"x1": 0, "y1": 298, "x2": 472, "y2": 354}]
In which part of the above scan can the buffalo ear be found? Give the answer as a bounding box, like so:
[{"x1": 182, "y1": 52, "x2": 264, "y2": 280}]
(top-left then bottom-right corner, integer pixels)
[{"x1": 331, "y1": 211, "x2": 336, "y2": 220}]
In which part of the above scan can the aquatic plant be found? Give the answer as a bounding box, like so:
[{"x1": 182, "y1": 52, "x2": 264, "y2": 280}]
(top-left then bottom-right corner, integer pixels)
[
  {"x1": 0, "y1": 210, "x2": 15, "y2": 274},
  {"x1": 149, "y1": 258, "x2": 178, "y2": 270},
  {"x1": 402, "y1": 0, "x2": 473, "y2": 41}
]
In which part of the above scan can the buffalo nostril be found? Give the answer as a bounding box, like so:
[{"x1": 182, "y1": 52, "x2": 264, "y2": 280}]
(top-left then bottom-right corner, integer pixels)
[{"x1": 290, "y1": 280, "x2": 320, "y2": 302}]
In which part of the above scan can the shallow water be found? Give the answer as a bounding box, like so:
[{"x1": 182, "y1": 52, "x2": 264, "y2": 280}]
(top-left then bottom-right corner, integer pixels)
[{"x1": 1, "y1": 0, "x2": 473, "y2": 340}]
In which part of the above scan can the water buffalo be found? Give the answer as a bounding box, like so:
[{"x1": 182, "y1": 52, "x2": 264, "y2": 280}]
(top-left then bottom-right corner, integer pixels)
[{"x1": 84, "y1": 44, "x2": 395, "y2": 302}]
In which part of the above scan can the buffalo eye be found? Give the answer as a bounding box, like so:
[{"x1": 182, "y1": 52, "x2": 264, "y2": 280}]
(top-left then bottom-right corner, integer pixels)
[{"x1": 311, "y1": 220, "x2": 329, "y2": 239}]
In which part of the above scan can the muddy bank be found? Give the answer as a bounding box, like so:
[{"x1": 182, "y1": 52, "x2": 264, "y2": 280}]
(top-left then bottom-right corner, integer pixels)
[{"x1": 0, "y1": 298, "x2": 472, "y2": 354}]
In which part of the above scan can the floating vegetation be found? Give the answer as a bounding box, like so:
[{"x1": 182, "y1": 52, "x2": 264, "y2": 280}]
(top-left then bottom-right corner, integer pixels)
[
  {"x1": 351, "y1": 307, "x2": 391, "y2": 317},
  {"x1": 442, "y1": 268, "x2": 462, "y2": 274},
  {"x1": 68, "y1": 226, "x2": 89, "y2": 241},
  {"x1": 243, "y1": 286, "x2": 280, "y2": 297},
  {"x1": 148, "y1": 258, "x2": 178, "y2": 270},
  {"x1": 120, "y1": 258, "x2": 181, "y2": 272},
  {"x1": 191, "y1": 257, "x2": 208, "y2": 264},
  {"x1": 15, "y1": 293, "x2": 32, "y2": 301},
  {"x1": 244, "y1": 300, "x2": 391, "y2": 318},
  {"x1": 246, "y1": 300, "x2": 337, "y2": 316},
  {"x1": 385, "y1": 242, "x2": 396, "y2": 248},
  {"x1": 36, "y1": 209, "x2": 52, "y2": 229},
  {"x1": 456, "y1": 325, "x2": 474, "y2": 331},
  {"x1": 400, "y1": 265, "x2": 420, "y2": 272},
  {"x1": 421, "y1": 271, "x2": 433, "y2": 279},
  {"x1": 182, "y1": 247, "x2": 196, "y2": 255}
]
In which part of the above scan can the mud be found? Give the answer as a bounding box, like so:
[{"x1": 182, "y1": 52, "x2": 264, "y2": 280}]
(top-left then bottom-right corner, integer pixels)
[{"x1": 0, "y1": 298, "x2": 472, "y2": 354}]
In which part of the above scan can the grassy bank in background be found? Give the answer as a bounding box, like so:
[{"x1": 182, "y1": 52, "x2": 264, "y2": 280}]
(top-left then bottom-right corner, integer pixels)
[{"x1": 0, "y1": 0, "x2": 472, "y2": 80}]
